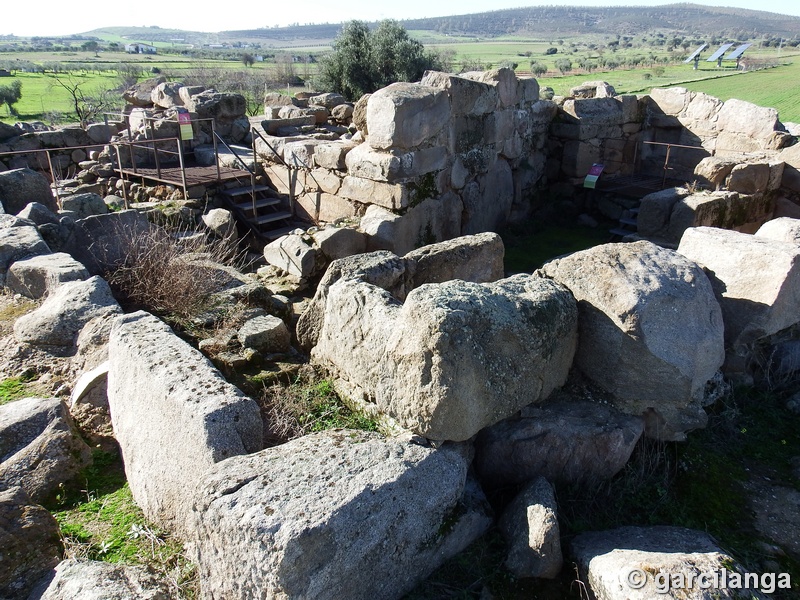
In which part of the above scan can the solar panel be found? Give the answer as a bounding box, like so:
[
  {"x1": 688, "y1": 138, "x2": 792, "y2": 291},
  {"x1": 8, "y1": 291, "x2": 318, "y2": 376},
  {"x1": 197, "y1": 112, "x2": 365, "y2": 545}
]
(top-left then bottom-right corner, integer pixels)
[
  {"x1": 683, "y1": 44, "x2": 708, "y2": 63},
  {"x1": 706, "y1": 43, "x2": 734, "y2": 62},
  {"x1": 725, "y1": 43, "x2": 752, "y2": 61}
]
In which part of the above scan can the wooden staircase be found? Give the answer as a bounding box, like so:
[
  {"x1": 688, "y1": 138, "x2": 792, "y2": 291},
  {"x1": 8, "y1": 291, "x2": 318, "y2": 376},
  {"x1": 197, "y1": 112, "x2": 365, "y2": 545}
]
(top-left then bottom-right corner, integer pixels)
[{"x1": 220, "y1": 184, "x2": 294, "y2": 241}]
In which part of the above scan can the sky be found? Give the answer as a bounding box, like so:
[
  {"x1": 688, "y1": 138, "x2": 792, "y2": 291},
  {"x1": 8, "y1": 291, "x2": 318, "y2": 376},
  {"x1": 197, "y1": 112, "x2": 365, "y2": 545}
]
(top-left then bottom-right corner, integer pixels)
[{"x1": 3, "y1": 0, "x2": 800, "y2": 37}]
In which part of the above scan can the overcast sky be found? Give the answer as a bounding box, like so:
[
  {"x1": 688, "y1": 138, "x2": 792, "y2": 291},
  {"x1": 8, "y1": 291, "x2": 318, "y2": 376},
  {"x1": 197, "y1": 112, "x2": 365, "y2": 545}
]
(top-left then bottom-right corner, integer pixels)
[{"x1": 3, "y1": 0, "x2": 800, "y2": 37}]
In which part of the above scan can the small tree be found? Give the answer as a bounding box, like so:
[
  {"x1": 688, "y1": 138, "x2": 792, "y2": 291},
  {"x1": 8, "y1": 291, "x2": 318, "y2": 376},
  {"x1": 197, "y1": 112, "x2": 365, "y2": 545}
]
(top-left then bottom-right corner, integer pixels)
[
  {"x1": 545, "y1": 47, "x2": 558, "y2": 55},
  {"x1": 0, "y1": 79, "x2": 22, "y2": 116},
  {"x1": 242, "y1": 52, "x2": 255, "y2": 67},
  {"x1": 530, "y1": 61, "x2": 548, "y2": 77},
  {"x1": 554, "y1": 58, "x2": 573, "y2": 74},
  {"x1": 50, "y1": 74, "x2": 116, "y2": 125}
]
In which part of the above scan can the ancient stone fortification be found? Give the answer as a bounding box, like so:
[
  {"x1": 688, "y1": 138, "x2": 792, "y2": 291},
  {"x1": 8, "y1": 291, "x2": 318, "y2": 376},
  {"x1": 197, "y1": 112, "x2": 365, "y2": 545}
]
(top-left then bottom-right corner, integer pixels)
[{"x1": 2, "y1": 69, "x2": 800, "y2": 600}]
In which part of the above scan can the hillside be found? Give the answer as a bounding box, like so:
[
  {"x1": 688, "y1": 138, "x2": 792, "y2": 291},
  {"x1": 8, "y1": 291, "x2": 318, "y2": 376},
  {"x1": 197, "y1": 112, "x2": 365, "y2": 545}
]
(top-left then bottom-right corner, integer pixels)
[{"x1": 80, "y1": 4, "x2": 800, "y2": 47}]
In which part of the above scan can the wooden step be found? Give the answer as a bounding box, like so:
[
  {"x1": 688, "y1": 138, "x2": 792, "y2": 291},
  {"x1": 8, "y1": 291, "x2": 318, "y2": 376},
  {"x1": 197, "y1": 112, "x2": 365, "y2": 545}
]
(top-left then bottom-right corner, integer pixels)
[
  {"x1": 254, "y1": 211, "x2": 292, "y2": 225},
  {"x1": 221, "y1": 185, "x2": 273, "y2": 197},
  {"x1": 629, "y1": 207, "x2": 640, "y2": 214},
  {"x1": 619, "y1": 217, "x2": 638, "y2": 227},
  {"x1": 235, "y1": 197, "x2": 282, "y2": 211}
]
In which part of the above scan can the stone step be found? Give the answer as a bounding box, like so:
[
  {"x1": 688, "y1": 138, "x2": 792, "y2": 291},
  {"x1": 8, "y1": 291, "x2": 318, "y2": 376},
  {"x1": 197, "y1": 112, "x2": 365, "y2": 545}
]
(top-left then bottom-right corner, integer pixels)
[
  {"x1": 619, "y1": 217, "x2": 638, "y2": 227},
  {"x1": 262, "y1": 225, "x2": 296, "y2": 240},
  {"x1": 235, "y1": 197, "x2": 282, "y2": 211},
  {"x1": 222, "y1": 185, "x2": 273, "y2": 197},
  {"x1": 254, "y1": 211, "x2": 292, "y2": 226}
]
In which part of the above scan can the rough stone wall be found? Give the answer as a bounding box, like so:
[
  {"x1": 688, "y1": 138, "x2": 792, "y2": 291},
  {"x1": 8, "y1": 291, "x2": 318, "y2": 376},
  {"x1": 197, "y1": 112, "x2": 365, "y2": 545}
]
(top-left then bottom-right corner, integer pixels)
[{"x1": 255, "y1": 68, "x2": 556, "y2": 253}]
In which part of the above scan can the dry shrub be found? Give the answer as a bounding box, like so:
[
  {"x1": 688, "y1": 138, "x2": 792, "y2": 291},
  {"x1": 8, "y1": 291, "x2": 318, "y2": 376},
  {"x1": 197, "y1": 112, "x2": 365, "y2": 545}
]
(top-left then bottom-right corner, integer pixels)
[{"x1": 106, "y1": 225, "x2": 242, "y2": 322}]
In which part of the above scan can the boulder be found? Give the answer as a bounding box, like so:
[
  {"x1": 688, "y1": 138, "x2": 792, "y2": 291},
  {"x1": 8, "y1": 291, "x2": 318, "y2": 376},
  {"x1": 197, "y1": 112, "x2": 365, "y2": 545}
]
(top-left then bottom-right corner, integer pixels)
[
  {"x1": 188, "y1": 430, "x2": 492, "y2": 600},
  {"x1": 460, "y1": 67, "x2": 520, "y2": 108},
  {"x1": 693, "y1": 157, "x2": 737, "y2": 190},
  {"x1": 0, "y1": 225, "x2": 51, "y2": 278},
  {"x1": 404, "y1": 232, "x2": 504, "y2": 286},
  {"x1": 14, "y1": 276, "x2": 121, "y2": 347},
  {"x1": 107, "y1": 311, "x2": 263, "y2": 533},
  {"x1": 331, "y1": 103, "x2": 354, "y2": 122},
  {"x1": 678, "y1": 227, "x2": 800, "y2": 349},
  {"x1": 366, "y1": 82, "x2": 450, "y2": 151},
  {"x1": 122, "y1": 77, "x2": 165, "y2": 107},
  {"x1": 263, "y1": 234, "x2": 318, "y2": 278},
  {"x1": 0, "y1": 121, "x2": 20, "y2": 142},
  {"x1": 572, "y1": 526, "x2": 769, "y2": 600},
  {"x1": 475, "y1": 396, "x2": 644, "y2": 488},
  {"x1": 237, "y1": 314, "x2": 291, "y2": 353},
  {"x1": 636, "y1": 187, "x2": 691, "y2": 240},
  {"x1": 540, "y1": 241, "x2": 725, "y2": 440},
  {"x1": 29, "y1": 559, "x2": 172, "y2": 600},
  {"x1": 309, "y1": 92, "x2": 347, "y2": 109},
  {"x1": 15, "y1": 202, "x2": 59, "y2": 226},
  {"x1": 0, "y1": 486, "x2": 61, "y2": 600},
  {"x1": 6, "y1": 252, "x2": 89, "y2": 299},
  {"x1": 569, "y1": 81, "x2": 616, "y2": 98},
  {"x1": 150, "y1": 82, "x2": 185, "y2": 109},
  {"x1": 0, "y1": 398, "x2": 92, "y2": 504},
  {"x1": 311, "y1": 227, "x2": 367, "y2": 261},
  {"x1": 726, "y1": 163, "x2": 771, "y2": 195},
  {"x1": 201, "y1": 208, "x2": 238, "y2": 242},
  {"x1": 755, "y1": 217, "x2": 800, "y2": 244},
  {"x1": 498, "y1": 477, "x2": 562, "y2": 579},
  {"x1": 313, "y1": 273, "x2": 578, "y2": 441},
  {"x1": 420, "y1": 71, "x2": 499, "y2": 116},
  {"x1": 59, "y1": 193, "x2": 108, "y2": 218},
  {"x1": 186, "y1": 90, "x2": 247, "y2": 120},
  {"x1": 0, "y1": 168, "x2": 57, "y2": 214}
]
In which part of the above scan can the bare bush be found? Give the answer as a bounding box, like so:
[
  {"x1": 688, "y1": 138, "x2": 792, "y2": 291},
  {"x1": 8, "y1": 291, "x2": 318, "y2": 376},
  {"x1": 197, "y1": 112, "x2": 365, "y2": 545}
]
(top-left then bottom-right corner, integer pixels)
[{"x1": 106, "y1": 225, "x2": 242, "y2": 322}]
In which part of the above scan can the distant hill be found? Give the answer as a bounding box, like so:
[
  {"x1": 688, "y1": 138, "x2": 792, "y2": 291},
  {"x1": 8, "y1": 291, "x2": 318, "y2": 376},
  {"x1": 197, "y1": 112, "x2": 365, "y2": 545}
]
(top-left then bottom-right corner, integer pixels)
[{"x1": 84, "y1": 4, "x2": 800, "y2": 47}]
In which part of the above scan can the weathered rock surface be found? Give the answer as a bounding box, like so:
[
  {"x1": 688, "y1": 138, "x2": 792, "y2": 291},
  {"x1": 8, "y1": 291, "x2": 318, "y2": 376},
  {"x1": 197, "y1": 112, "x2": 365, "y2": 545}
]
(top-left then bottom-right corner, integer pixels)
[
  {"x1": 678, "y1": 227, "x2": 800, "y2": 349},
  {"x1": 572, "y1": 526, "x2": 768, "y2": 599},
  {"x1": 28, "y1": 559, "x2": 172, "y2": 600},
  {"x1": 404, "y1": 231, "x2": 504, "y2": 285},
  {"x1": 366, "y1": 82, "x2": 450, "y2": 151},
  {"x1": 541, "y1": 241, "x2": 725, "y2": 440},
  {"x1": 475, "y1": 396, "x2": 644, "y2": 487},
  {"x1": 498, "y1": 477, "x2": 562, "y2": 579},
  {"x1": 188, "y1": 430, "x2": 492, "y2": 600},
  {"x1": 59, "y1": 193, "x2": 108, "y2": 218},
  {"x1": 0, "y1": 168, "x2": 57, "y2": 214},
  {"x1": 69, "y1": 362, "x2": 115, "y2": 452},
  {"x1": 263, "y1": 234, "x2": 317, "y2": 278},
  {"x1": 16, "y1": 202, "x2": 59, "y2": 227},
  {"x1": 0, "y1": 226, "x2": 51, "y2": 278},
  {"x1": 755, "y1": 217, "x2": 800, "y2": 244},
  {"x1": 6, "y1": 253, "x2": 89, "y2": 299},
  {"x1": 0, "y1": 398, "x2": 92, "y2": 504},
  {"x1": 68, "y1": 210, "x2": 151, "y2": 275},
  {"x1": 14, "y1": 276, "x2": 121, "y2": 347},
  {"x1": 108, "y1": 311, "x2": 263, "y2": 533},
  {"x1": 311, "y1": 226, "x2": 367, "y2": 261},
  {"x1": 237, "y1": 314, "x2": 291, "y2": 353},
  {"x1": 0, "y1": 486, "x2": 61, "y2": 600},
  {"x1": 201, "y1": 208, "x2": 238, "y2": 241},
  {"x1": 314, "y1": 273, "x2": 577, "y2": 441}
]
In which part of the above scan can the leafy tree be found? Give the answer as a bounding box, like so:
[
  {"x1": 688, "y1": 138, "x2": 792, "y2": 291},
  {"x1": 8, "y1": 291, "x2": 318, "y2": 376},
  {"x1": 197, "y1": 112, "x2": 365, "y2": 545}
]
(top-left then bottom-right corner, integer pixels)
[
  {"x1": 529, "y1": 61, "x2": 548, "y2": 77},
  {"x1": 82, "y1": 40, "x2": 100, "y2": 57},
  {"x1": 554, "y1": 58, "x2": 573, "y2": 74},
  {"x1": 544, "y1": 47, "x2": 558, "y2": 55},
  {"x1": 242, "y1": 52, "x2": 255, "y2": 67},
  {"x1": 319, "y1": 20, "x2": 442, "y2": 100},
  {"x1": 0, "y1": 79, "x2": 22, "y2": 116}
]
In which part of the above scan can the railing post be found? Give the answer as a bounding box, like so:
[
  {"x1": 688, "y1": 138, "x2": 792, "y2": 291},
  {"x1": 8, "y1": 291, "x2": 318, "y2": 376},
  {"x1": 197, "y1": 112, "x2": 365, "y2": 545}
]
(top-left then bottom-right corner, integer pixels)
[
  {"x1": 211, "y1": 119, "x2": 221, "y2": 182},
  {"x1": 177, "y1": 138, "x2": 189, "y2": 200},
  {"x1": 44, "y1": 150, "x2": 59, "y2": 208},
  {"x1": 149, "y1": 119, "x2": 162, "y2": 178},
  {"x1": 113, "y1": 145, "x2": 129, "y2": 210}
]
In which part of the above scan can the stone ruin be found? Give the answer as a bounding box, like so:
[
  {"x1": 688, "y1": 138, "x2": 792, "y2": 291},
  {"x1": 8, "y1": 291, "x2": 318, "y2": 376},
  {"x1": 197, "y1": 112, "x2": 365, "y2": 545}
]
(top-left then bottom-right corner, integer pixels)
[{"x1": 2, "y1": 67, "x2": 800, "y2": 600}]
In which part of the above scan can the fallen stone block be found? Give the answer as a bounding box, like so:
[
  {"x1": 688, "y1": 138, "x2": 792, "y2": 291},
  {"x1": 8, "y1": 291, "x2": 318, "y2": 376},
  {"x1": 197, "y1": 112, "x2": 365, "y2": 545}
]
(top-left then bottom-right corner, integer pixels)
[
  {"x1": 14, "y1": 276, "x2": 121, "y2": 347},
  {"x1": 498, "y1": 477, "x2": 562, "y2": 579},
  {"x1": 0, "y1": 225, "x2": 51, "y2": 279},
  {"x1": 0, "y1": 168, "x2": 58, "y2": 214},
  {"x1": 108, "y1": 311, "x2": 263, "y2": 534},
  {"x1": 29, "y1": 559, "x2": 172, "y2": 600},
  {"x1": 188, "y1": 430, "x2": 492, "y2": 600},
  {"x1": 475, "y1": 396, "x2": 644, "y2": 488},
  {"x1": 237, "y1": 314, "x2": 290, "y2": 353},
  {"x1": 678, "y1": 227, "x2": 800, "y2": 349},
  {"x1": 366, "y1": 82, "x2": 450, "y2": 151},
  {"x1": 755, "y1": 217, "x2": 800, "y2": 244},
  {"x1": 6, "y1": 252, "x2": 89, "y2": 299},
  {"x1": 263, "y1": 234, "x2": 318, "y2": 278},
  {"x1": 0, "y1": 398, "x2": 92, "y2": 504},
  {"x1": 541, "y1": 241, "x2": 725, "y2": 440}
]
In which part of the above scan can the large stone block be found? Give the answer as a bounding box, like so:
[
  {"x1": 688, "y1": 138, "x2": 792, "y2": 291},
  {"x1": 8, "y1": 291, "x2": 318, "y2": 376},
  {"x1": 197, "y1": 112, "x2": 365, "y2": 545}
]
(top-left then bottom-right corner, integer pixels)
[
  {"x1": 6, "y1": 252, "x2": 88, "y2": 299},
  {"x1": 541, "y1": 241, "x2": 725, "y2": 440},
  {"x1": 678, "y1": 227, "x2": 800, "y2": 349},
  {"x1": 0, "y1": 398, "x2": 92, "y2": 504},
  {"x1": 29, "y1": 559, "x2": 172, "y2": 600},
  {"x1": 107, "y1": 312, "x2": 263, "y2": 534},
  {"x1": 366, "y1": 82, "x2": 450, "y2": 151},
  {"x1": 0, "y1": 168, "x2": 57, "y2": 215},
  {"x1": 263, "y1": 234, "x2": 318, "y2": 278},
  {"x1": 188, "y1": 430, "x2": 492, "y2": 600},
  {"x1": 461, "y1": 158, "x2": 514, "y2": 234},
  {"x1": 313, "y1": 273, "x2": 577, "y2": 441},
  {"x1": 420, "y1": 71, "x2": 499, "y2": 116},
  {"x1": 460, "y1": 67, "x2": 520, "y2": 108},
  {"x1": 340, "y1": 175, "x2": 409, "y2": 210},
  {"x1": 405, "y1": 231, "x2": 503, "y2": 286},
  {"x1": 345, "y1": 142, "x2": 448, "y2": 183},
  {"x1": 14, "y1": 276, "x2": 121, "y2": 347},
  {"x1": 313, "y1": 140, "x2": 357, "y2": 170},
  {"x1": 0, "y1": 225, "x2": 51, "y2": 278},
  {"x1": 755, "y1": 217, "x2": 800, "y2": 244}
]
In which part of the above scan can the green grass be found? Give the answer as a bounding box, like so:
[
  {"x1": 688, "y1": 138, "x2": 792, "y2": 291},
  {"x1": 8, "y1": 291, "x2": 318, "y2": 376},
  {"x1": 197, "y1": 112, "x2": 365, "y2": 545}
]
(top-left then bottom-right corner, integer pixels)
[
  {"x1": 51, "y1": 449, "x2": 197, "y2": 596},
  {"x1": 0, "y1": 372, "x2": 37, "y2": 405}
]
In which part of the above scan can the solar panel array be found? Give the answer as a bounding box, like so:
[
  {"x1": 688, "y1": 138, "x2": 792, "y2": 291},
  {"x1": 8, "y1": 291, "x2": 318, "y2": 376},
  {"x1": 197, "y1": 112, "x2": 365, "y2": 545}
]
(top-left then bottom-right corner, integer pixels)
[
  {"x1": 726, "y1": 43, "x2": 752, "y2": 60},
  {"x1": 683, "y1": 43, "x2": 708, "y2": 63},
  {"x1": 706, "y1": 43, "x2": 734, "y2": 62}
]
